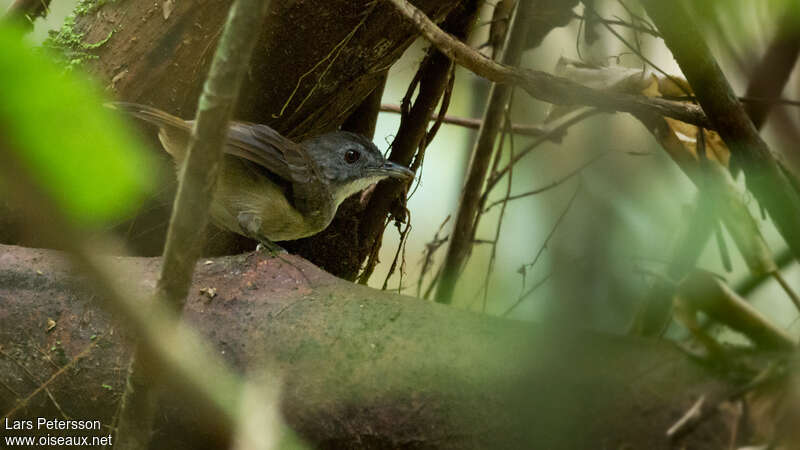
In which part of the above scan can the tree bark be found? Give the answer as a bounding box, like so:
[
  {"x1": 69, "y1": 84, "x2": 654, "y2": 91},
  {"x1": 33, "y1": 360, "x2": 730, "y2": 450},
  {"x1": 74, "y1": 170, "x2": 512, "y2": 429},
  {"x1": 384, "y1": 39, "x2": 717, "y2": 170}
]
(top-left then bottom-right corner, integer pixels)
[
  {"x1": 0, "y1": 244, "x2": 740, "y2": 449},
  {"x1": 49, "y1": 0, "x2": 462, "y2": 274}
]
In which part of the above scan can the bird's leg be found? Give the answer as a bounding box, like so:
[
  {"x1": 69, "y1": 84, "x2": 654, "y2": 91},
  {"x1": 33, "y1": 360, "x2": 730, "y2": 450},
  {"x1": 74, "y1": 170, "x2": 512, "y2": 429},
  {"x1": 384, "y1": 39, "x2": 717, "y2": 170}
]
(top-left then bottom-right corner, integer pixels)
[{"x1": 237, "y1": 212, "x2": 286, "y2": 257}]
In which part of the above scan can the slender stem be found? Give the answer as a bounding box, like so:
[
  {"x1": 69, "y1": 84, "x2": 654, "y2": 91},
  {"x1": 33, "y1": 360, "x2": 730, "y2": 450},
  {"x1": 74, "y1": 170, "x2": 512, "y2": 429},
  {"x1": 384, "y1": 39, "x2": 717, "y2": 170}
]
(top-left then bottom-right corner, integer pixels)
[
  {"x1": 115, "y1": 0, "x2": 271, "y2": 447},
  {"x1": 571, "y1": 12, "x2": 661, "y2": 37},
  {"x1": 483, "y1": 152, "x2": 605, "y2": 213},
  {"x1": 484, "y1": 109, "x2": 601, "y2": 196},
  {"x1": 436, "y1": 0, "x2": 532, "y2": 304},
  {"x1": 735, "y1": 249, "x2": 793, "y2": 297},
  {"x1": 772, "y1": 271, "x2": 800, "y2": 314},
  {"x1": 379, "y1": 103, "x2": 547, "y2": 136}
]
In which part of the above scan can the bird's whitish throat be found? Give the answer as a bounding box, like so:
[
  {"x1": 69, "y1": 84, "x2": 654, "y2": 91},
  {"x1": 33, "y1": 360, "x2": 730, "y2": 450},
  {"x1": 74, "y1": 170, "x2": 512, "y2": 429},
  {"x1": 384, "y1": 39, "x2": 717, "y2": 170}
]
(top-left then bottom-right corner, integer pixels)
[{"x1": 110, "y1": 102, "x2": 414, "y2": 253}]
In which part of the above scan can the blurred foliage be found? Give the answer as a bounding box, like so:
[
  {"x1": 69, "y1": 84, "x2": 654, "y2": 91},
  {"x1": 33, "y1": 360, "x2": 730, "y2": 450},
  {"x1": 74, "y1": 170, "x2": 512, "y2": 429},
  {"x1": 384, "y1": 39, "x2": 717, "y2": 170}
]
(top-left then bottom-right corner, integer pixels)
[{"x1": 0, "y1": 24, "x2": 152, "y2": 226}]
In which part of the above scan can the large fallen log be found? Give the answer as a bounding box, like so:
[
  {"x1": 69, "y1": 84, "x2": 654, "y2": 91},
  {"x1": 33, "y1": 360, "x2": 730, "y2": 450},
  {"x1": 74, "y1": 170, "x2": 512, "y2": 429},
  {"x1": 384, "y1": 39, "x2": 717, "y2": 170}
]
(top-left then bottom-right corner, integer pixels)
[{"x1": 0, "y1": 244, "x2": 736, "y2": 448}]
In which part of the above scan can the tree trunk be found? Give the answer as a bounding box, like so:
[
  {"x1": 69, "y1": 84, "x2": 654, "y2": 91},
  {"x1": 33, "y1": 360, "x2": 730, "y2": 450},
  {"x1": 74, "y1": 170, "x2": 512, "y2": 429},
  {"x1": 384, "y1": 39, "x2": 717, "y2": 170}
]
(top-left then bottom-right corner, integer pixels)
[
  {"x1": 56, "y1": 0, "x2": 461, "y2": 274},
  {"x1": 0, "y1": 244, "x2": 737, "y2": 449}
]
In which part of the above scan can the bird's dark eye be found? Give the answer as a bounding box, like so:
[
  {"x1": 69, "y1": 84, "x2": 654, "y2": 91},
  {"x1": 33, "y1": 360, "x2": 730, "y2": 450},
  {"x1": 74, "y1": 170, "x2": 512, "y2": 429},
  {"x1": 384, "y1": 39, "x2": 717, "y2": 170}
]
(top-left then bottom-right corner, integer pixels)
[{"x1": 344, "y1": 149, "x2": 360, "y2": 164}]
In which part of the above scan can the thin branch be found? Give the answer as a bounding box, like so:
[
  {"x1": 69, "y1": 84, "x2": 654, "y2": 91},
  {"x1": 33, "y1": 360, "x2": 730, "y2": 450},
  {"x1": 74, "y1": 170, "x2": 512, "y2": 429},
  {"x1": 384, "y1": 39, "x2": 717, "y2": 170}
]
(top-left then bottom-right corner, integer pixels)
[
  {"x1": 356, "y1": 3, "x2": 478, "y2": 285},
  {"x1": 571, "y1": 12, "x2": 661, "y2": 37},
  {"x1": 483, "y1": 152, "x2": 605, "y2": 213},
  {"x1": 115, "y1": 0, "x2": 271, "y2": 447},
  {"x1": 502, "y1": 270, "x2": 554, "y2": 317},
  {"x1": 416, "y1": 215, "x2": 450, "y2": 298},
  {"x1": 665, "y1": 395, "x2": 706, "y2": 439},
  {"x1": 435, "y1": 0, "x2": 532, "y2": 304},
  {"x1": 584, "y1": 2, "x2": 691, "y2": 98},
  {"x1": 520, "y1": 182, "x2": 581, "y2": 277},
  {"x1": 481, "y1": 98, "x2": 517, "y2": 312},
  {"x1": 484, "y1": 109, "x2": 602, "y2": 197},
  {"x1": 379, "y1": 65, "x2": 456, "y2": 290},
  {"x1": 771, "y1": 270, "x2": 800, "y2": 314},
  {"x1": 382, "y1": 218, "x2": 413, "y2": 292},
  {"x1": 385, "y1": 0, "x2": 711, "y2": 129},
  {"x1": 356, "y1": 52, "x2": 447, "y2": 284},
  {"x1": 735, "y1": 249, "x2": 794, "y2": 298},
  {"x1": 379, "y1": 103, "x2": 547, "y2": 136},
  {"x1": 501, "y1": 185, "x2": 583, "y2": 317},
  {"x1": 666, "y1": 364, "x2": 782, "y2": 442}
]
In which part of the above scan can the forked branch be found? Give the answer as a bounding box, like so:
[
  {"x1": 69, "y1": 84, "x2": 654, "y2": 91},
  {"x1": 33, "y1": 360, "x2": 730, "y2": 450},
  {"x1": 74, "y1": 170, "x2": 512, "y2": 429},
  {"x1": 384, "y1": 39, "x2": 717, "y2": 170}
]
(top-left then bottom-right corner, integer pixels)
[{"x1": 385, "y1": 0, "x2": 710, "y2": 128}]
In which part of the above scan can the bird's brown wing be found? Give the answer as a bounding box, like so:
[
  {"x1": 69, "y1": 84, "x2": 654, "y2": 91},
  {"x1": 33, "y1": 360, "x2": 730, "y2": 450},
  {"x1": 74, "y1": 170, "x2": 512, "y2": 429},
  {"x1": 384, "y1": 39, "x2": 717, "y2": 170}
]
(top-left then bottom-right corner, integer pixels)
[
  {"x1": 225, "y1": 122, "x2": 296, "y2": 181},
  {"x1": 110, "y1": 102, "x2": 333, "y2": 218},
  {"x1": 226, "y1": 122, "x2": 333, "y2": 219}
]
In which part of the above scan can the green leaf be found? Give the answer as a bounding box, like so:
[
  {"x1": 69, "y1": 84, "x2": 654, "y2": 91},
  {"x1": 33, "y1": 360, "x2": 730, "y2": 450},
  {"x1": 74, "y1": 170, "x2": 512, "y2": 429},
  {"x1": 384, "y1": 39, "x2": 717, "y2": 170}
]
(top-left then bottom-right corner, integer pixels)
[{"x1": 0, "y1": 25, "x2": 152, "y2": 226}]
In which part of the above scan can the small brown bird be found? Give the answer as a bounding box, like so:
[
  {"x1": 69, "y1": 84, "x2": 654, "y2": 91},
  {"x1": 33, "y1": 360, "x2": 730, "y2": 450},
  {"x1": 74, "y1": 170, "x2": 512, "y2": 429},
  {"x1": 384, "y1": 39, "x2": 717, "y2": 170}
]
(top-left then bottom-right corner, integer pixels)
[{"x1": 111, "y1": 102, "x2": 414, "y2": 252}]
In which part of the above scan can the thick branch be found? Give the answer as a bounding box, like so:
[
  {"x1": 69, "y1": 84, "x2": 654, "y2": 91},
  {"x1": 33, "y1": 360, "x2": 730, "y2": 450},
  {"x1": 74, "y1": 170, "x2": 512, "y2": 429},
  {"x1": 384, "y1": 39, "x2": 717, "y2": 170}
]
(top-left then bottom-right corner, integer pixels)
[
  {"x1": 3, "y1": 0, "x2": 51, "y2": 29},
  {"x1": 385, "y1": 0, "x2": 711, "y2": 128},
  {"x1": 632, "y1": 4, "x2": 800, "y2": 335},
  {"x1": 640, "y1": 1, "x2": 800, "y2": 265},
  {"x1": 0, "y1": 244, "x2": 741, "y2": 449},
  {"x1": 743, "y1": 2, "x2": 800, "y2": 129}
]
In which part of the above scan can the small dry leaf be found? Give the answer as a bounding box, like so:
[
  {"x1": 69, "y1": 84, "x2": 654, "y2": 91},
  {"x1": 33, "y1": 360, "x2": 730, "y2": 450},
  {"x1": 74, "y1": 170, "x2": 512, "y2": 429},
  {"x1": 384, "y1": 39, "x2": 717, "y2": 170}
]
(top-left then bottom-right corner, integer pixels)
[
  {"x1": 664, "y1": 118, "x2": 730, "y2": 167},
  {"x1": 204, "y1": 260, "x2": 214, "y2": 265},
  {"x1": 199, "y1": 287, "x2": 217, "y2": 299},
  {"x1": 546, "y1": 57, "x2": 657, "y2": 123},
  {"x1": 46, "y1": 318, "x2": 56, "y2": 332}
]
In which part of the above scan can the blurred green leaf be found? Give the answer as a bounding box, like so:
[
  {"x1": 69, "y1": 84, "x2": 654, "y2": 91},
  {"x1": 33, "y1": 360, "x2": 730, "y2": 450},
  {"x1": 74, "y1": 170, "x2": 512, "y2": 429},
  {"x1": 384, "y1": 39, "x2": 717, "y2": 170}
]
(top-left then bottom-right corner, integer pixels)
[{"x1": 0, "y1": 24, "x2": 152, "y2": 226}]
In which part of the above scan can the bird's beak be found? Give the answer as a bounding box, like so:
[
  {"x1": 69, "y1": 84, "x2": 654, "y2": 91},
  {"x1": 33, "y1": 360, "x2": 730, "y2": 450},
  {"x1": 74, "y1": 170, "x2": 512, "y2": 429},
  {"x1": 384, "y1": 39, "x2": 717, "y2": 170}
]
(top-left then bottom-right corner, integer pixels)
[{"x1": 377, "y1": 161, "x2": 414, "y2": 180}]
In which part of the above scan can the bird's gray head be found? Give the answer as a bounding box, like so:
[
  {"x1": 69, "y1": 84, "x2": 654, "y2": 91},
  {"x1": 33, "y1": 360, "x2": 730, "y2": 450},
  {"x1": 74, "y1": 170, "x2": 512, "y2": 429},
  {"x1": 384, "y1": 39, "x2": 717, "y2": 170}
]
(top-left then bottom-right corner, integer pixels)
[{"x1": 301, "y1": 131, "x2": 414, "y2": 205}]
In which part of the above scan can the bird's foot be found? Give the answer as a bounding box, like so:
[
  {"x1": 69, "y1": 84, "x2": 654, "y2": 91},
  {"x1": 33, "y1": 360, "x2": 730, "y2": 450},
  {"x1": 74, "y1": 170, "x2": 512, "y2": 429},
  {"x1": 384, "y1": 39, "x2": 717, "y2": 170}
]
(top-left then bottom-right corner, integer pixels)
[
  {"x1": 238, "y1": 212, "x2": 286, "y2": 257},
  {"x1": 256, "y1": 240, "x2": 287, "y2": 258}
]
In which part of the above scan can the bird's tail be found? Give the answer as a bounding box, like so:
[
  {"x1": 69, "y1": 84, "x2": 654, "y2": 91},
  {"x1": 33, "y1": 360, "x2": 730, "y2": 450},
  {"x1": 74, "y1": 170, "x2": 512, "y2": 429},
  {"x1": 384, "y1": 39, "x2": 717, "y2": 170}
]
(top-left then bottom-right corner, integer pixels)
[
  {"x1": 106, "y1": 102, "x2": 190, "y2": 132},
  {"x1": 107, "y1": 102, "x2": 191, "y2": 160}
]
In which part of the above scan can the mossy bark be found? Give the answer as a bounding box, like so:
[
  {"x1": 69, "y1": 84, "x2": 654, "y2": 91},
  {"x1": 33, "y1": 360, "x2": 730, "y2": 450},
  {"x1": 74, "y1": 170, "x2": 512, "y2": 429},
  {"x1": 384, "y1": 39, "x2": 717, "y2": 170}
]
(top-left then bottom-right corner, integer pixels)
[{"x1": 1, "y1": 244, "x2": 739, "y2": 449}]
